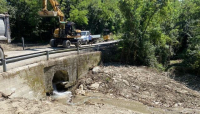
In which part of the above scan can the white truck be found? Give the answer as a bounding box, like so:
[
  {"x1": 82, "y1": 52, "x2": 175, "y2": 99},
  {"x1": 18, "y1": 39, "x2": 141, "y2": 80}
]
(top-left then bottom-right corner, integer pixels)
[
  {"x1": 78, "y1": 31, "x2": 101, "y2": 45},
  {"x1": 0, "y1": 13, "x2": 11, "y2": 43}
]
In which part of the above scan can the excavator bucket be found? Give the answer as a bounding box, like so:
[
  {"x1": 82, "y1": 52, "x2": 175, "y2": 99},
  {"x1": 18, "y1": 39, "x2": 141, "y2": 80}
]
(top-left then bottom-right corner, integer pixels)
[{"x1": 38, "y1": 11, "x2": 58, "y2": 17}]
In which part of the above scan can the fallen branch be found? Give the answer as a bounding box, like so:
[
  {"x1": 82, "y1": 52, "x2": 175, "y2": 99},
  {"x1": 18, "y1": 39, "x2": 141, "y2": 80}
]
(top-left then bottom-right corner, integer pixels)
[{"x1": 0, "y1": 91, "x2": 15, "y2": 99}]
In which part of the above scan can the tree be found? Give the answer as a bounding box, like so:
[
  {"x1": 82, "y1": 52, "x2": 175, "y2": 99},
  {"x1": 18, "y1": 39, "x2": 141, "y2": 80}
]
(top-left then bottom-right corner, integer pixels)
[
  {"x1": 0, "y1": 0, "x2": 8, "y2": 13},
  {"x1": 181, "y1": 0, "x2": 200, "y2": 75}
]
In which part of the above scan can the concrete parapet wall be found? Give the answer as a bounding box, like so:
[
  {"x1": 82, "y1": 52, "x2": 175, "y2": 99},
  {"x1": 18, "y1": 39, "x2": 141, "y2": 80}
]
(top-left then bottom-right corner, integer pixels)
[{"x1": 0, "y1": 52, "x2": 101, "y2": 99}]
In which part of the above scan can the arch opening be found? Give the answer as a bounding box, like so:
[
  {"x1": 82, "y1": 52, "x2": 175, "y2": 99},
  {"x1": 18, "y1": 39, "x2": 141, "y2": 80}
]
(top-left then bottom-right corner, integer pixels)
[{"x1": 52, "y1": 70, "x2": 69, "y2": 92}]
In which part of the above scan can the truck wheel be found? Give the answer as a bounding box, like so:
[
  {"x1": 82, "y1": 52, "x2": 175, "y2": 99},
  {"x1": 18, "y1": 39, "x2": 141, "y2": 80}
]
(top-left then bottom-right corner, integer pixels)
[
  {"x1": 50, "y1": 39, "x2": 58, "y2": 47},
  {"x1": 63, "y1": 40, "x2": 71, "y2": 48},
  {"x1": 75, "y1": 40, "x2": 82, "y2": 48}
]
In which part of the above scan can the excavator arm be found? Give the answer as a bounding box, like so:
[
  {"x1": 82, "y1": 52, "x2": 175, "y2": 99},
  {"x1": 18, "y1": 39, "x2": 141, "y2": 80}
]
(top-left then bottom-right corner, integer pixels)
[
  {"x1": 39, "y1": 0, "x2": 81, "y2": 40},
  {"x1": 39, "y1": 0, "x2": 65, "y2": 22}
]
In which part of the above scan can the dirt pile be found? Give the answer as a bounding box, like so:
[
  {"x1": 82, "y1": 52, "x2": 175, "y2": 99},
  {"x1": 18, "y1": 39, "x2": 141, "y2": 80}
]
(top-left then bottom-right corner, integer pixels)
[
  {"x1": 75, "y1": 65, "x2": 200, "y2": 109},
  {"x1": 1, "y1": 64, "x2": 200, "y2": 113}
]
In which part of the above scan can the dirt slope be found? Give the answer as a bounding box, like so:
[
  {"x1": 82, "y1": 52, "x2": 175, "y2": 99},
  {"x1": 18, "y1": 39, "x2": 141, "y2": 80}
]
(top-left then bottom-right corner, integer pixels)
[
  {"x1": 1, "y1": 64, "x2": 200, "y2": 114},
  {"x1": 76, "y1": 65, "x2": 200, "y2": 109}
]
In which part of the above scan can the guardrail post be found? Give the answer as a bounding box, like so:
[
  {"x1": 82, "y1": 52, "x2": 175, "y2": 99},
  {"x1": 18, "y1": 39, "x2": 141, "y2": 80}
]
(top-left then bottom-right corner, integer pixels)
[
  {"x1": 97, "y1": 45, "x2": 99, "y2": 51},
  {"x1": 77, "y1": 41, "x2": 79, "y2": 54},
  {"x1": 46, "y1": 51, "x2": 49, "y2": 60},
  {"x1": 2, "y1": 59, "x2": 7, "y2": 72},
  {"x1": 22, "y1": 37, "x2": 25, "y2": 50}
]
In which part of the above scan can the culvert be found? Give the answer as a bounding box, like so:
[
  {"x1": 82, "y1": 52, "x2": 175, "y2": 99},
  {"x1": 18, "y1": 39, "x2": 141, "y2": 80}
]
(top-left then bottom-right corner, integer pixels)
[
  {"x1": 52, "y1": 70, "x2": 69, "y2": 92},
  {"x1": 50, "y1": 70, "x2": 73, "y2": 103}
]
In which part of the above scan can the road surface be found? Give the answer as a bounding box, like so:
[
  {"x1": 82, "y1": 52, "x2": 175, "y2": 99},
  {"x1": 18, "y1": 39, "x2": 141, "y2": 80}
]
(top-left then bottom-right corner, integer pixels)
[{"x1": 1, "y1": 40, "x2": 118, "y2": 72}]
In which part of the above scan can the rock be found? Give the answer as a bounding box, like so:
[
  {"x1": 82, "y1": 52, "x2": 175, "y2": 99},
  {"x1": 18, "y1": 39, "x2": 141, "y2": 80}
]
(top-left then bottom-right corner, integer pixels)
[
  {"x1": 132, "y1": 84, "x2": 140, "y2": 91},
  {"x1": 92, "y1": 66, "x2": 101, "y2": 74},
  {"x1": 123, "y1": 80, "x2": 129, "y2": 86},
  {"x1": 84, "y1": 101, "x2": 95, "y2": 105},
  {"x1": 154, "y1": 101, "x2": 160, "y2": 105},
  {"x1": 120, "y1": 89, "x2": 132, "y2": 98},
  {"x1": 79, "y1": 84, "x2": 84, "y2": 90},
  {"x1": 174, "y1": 103, "x2": 183, "y2": 107},
  {"x1": 64, "y1": 82, "x2": 74, "y2": 89},
  {"x1": 61, "y1": 82, "x2": 68, "y2": 85},
  {"x1": 85, "y1": 78, "x2": 93, "y2": 85},
  {"x1": 89, "y1": 83, "x2": 99, "y2": 90},
  {"x1": 104, "y1": 70, "x2": 110, "y2": 74},
  {"x1": 75, "y1": 85, "x2": 86, "y2": 96}
]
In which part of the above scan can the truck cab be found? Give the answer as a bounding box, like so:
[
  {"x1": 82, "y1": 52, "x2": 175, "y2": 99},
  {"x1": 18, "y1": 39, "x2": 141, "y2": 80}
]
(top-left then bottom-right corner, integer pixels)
[
  {"x1": 0, "y1": 14, "x2": 11, "y2": 43},
  {"x1": 80, "y1": 31, "x2": 91, "y2": 45}
]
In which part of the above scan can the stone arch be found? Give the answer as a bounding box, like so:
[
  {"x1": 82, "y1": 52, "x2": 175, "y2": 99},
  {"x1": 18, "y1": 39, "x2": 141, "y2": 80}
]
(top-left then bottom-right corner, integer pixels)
[
  {"x1": 44, "y1": 65, "x2": 73, "y2": 95},
  {"x1": 52, "y1": 70, "x2": 69, "y2": 92}
]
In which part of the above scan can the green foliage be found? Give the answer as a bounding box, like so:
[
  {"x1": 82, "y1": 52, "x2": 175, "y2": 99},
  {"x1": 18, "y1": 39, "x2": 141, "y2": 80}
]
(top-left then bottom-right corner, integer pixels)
[
  {"x1": 177, "y1": 0, "x2": 200, "y2": 75},
  {"x1": 6, "y1": 0, "x2": 51, "y2": 42},
  {"x1": 117, "y1": 0, "x2": 200, "y2": 74},
  {"x1": 184, "y1": 19, "x2": 200, "y2": 74},
  {"x1": 1, "y1": 0, "x2": 200, "y2": 74},
  {"x1": 4, "y1": 0, "x2": 122, "y2": 42},
  {"x1": 118, "y1": 0, "x2": 171, "y2": 67},
  {"x1": 69, "y1": 5, "x2": 89, "y2": 26},
  {"x1": 0, "y1": 0, "x2": 8, "y2": 13}
]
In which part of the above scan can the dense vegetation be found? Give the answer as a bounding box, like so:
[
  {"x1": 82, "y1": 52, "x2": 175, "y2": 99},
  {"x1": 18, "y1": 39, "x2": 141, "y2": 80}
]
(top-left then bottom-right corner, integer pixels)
[{"x1": 0, "y1": 0, "x2": 200, "y2": 74}]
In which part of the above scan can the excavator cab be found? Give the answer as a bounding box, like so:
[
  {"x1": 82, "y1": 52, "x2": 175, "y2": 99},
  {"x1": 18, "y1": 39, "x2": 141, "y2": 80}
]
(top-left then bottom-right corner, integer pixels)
[
  {"x1": 53, "y1": 21, "x2": 81, "y2": 38},
  {"x1": 65, "y1": 22, "x2": 75, "y2": 36},
  {"x1": 65, "y1": 22, "x2": 81, "y2": 37}
]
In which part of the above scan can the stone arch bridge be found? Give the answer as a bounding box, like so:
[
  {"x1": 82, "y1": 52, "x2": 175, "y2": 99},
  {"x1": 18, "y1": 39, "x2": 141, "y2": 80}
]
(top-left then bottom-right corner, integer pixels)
[{"x1": 0, "y1": 52, "x2": 101, "y2": 99}]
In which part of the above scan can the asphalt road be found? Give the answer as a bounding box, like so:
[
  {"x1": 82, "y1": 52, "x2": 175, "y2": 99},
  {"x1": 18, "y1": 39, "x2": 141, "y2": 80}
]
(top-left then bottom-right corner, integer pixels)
[{"x1": 1, "y1": 40, "x2": 118, "y2": 72}]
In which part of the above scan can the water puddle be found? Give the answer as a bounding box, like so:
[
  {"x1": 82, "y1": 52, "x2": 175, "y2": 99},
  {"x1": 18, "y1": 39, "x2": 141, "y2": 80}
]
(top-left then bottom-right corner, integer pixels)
[
  {"x1": 71, "y1": 92, "x2": 166, "y2": 114},
  {"x1": 70, "y1": 92, "x2": 200, "y2": 114},
  {"x1": 51, "y1": 87, "x2": 200, "y2": 114}
]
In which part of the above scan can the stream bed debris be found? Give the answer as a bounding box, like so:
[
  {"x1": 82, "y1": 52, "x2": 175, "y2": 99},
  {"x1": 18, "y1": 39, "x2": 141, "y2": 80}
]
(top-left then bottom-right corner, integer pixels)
[
  {"x1": 1, "y1": 65, "x2": 200, "y2": 114},
  {"x1": 72, "y1": 65, "x2": 200, "y2": 113}
]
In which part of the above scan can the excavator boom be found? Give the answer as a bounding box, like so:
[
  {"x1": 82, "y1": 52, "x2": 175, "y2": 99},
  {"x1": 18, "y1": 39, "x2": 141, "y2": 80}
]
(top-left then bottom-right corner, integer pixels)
[{"x1": 38, "y1": 0, "x2": 82, "y2": 48}]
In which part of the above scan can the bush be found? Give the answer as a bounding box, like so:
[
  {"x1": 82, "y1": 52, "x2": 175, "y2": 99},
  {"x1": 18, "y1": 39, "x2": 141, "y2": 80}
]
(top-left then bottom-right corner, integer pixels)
[{"x1": 184, "y1": 49, "x2": 200, "y2": 75}]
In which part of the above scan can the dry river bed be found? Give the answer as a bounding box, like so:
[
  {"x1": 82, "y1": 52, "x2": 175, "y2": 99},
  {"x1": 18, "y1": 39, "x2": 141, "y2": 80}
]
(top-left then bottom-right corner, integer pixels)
[{"x1": 1, "y1": 64, "x2": 200, "y2": 114}]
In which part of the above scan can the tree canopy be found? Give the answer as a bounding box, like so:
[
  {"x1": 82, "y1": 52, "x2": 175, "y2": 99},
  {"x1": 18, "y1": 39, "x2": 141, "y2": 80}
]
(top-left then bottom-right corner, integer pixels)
[{"x1": 0, "y1": 0, "x2": 200, "y2": 74}]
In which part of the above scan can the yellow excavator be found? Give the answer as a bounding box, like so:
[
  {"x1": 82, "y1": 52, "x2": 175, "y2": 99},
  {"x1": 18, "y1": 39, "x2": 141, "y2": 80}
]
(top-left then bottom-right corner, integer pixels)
[
  {"x1": 38, "y1": 0, "x2": 81, "y2": 48},
  {"x1": 103, "y1": 29, "x2": 110, "y2": 41}
]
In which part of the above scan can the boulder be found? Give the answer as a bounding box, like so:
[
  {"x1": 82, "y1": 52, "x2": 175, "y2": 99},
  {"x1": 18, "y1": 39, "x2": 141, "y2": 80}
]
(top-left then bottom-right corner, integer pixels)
[
  {"x1": 89, "y1": 83, "x2": 99, "y2": 90},
  {"x1": 75, "y1": 84, "x2": 86, "y2": 96},
  {"x1": 92, "y1": 66, "x2": 101, "y2": 74},
  {"x1": 85, "y1": 78, "x2": 93, "y2": 85},
  {"x1": 64, "y1": 82, "x2": 74, "y2": 89},
  {"x1": 123, "y1": 80, "x2": 129, "y2": 86}
]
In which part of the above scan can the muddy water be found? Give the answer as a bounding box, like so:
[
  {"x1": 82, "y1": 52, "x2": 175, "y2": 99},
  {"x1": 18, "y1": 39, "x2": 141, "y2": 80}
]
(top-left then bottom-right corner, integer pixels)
[
  {"x1": 53, "y1": 92, "x2": 200, "y2": 114},
  {"x1": 71, "y1": 92, "x2": 166, "y2": 114}
]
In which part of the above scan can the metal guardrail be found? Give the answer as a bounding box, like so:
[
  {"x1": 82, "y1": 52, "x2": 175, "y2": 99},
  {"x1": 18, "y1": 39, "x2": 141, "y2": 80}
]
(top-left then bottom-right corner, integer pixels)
[{"x1": 0, "y1": 41, "x2": 118, "y2": 72}]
